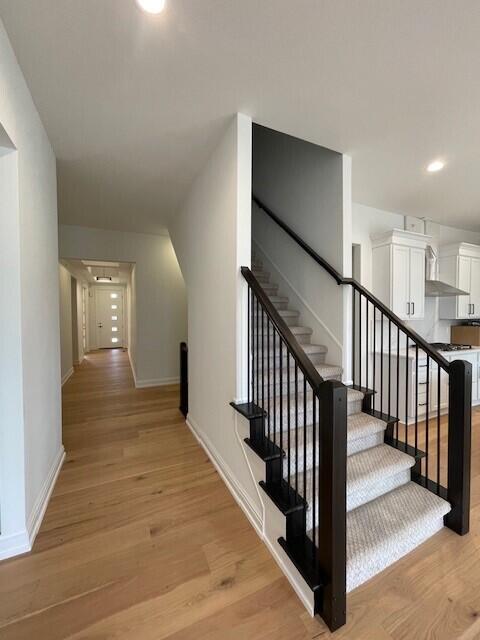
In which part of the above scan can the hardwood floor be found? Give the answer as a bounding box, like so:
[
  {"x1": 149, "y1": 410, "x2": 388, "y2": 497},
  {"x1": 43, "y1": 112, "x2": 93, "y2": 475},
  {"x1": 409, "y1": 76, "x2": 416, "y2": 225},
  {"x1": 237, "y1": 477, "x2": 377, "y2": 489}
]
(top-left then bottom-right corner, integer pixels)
[{"x1": 1, "y1": 349, "x2": 480, "y2": 639}]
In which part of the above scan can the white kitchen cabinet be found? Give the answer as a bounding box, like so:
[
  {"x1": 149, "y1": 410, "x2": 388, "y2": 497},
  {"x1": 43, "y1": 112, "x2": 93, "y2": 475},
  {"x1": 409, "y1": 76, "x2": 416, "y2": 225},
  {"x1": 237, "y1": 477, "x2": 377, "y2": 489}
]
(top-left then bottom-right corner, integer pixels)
[
  {"x1": 439, "y1": 243, "x2": 480, "y2": 319},
  {"x1": 372, "y1": 229, "x2": 429, "y2": 320},
  {"x1": 379, "y1": 348, "x2": 480, "y2": 424}
]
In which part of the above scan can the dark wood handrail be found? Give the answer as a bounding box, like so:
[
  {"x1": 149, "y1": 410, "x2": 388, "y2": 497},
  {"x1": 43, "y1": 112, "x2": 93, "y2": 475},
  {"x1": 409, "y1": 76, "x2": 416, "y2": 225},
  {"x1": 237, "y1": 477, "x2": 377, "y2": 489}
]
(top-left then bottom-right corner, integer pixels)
[
  {"x1": 241, "y1": 266, "x2": 326, "y2": 392},
  {"x1": 253, "y1": 195, "x2": 451, "y2": 372}
]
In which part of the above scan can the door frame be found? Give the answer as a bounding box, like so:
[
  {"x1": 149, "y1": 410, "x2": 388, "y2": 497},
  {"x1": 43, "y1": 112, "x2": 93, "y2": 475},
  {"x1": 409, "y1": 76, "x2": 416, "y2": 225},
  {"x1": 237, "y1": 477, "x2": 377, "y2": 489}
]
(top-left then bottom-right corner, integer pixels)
[{"x1": 90, "y1": 285, "x2": 127, "y2": 349}]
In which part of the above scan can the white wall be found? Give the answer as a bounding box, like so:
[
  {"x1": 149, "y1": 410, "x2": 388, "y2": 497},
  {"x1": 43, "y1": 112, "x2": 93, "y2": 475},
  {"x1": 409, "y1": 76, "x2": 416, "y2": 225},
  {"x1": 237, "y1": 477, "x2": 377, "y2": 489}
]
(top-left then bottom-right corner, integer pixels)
[
  {"x1": 352, "y1": 202, "x2": 480, "y2": 342},
  {"x1": 58, "y1": 227, "x2": 187, "y2": 386},
  {"x1": 252, "y1": 125, "x2": 351, "y2": 375},
  {"x1": 58, "y1": 265, "x2": 73, "y2": 383},
  {"x1": 0, "y1": 19, "x2": 63, "y2": 559},
  {"x1": 169, "y1": 114, "x2": 262, "y2": 526}
]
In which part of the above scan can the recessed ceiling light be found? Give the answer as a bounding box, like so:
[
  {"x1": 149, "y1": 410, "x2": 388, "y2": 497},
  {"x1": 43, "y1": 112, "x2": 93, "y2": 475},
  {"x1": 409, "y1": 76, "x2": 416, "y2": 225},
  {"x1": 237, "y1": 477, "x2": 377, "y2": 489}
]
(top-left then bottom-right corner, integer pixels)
[
  {"x1": 427, "y1": 160, "x2": 445, "y2": 173},
  {"x1": 136, "y1": 0, "x2": 166, "y2": 14}
]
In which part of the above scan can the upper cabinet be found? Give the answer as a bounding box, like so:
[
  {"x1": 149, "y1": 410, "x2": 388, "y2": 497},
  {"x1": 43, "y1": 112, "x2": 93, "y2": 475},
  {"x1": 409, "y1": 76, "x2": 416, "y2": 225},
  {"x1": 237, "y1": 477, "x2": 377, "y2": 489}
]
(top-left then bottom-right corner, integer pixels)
[
  {"x1": 439, "y1": 243, "x2": 480, "y2": 319},
  {"x1": 372, "y1": 229, "x2": 429, "y2": 320}
]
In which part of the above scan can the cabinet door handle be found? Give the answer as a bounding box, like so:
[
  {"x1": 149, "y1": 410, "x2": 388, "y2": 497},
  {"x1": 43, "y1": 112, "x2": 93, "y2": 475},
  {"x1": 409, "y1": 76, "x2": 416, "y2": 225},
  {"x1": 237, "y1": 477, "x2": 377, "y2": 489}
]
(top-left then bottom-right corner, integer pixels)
[
  {"x1": 411, "y1": 301, "x2": 415, "y2": 316},
  {"x1": 407, "y1": 302, "x2": 410, "y2": 315},
  {"x1": 473, "y1": 303, "x2": 476, "y2": 316}
]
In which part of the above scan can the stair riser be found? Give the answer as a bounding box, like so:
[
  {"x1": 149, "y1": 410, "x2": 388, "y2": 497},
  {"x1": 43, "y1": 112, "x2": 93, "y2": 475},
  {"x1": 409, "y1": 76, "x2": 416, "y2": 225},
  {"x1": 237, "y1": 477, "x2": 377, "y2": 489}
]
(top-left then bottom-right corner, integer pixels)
[
  {"x1": 269, "y1": 299, "x2": 289, "y2": 310},
  {"x1": 258, "y1": 375, "x2": 342, "y2": 396},
  {"x1": 271, "y1": 401, "x2": 362, "y2": 427},
  {"x1": 259, "y1": 285, "x2": 279, "y2": 295},
  {"x1": 347, "y1": 432, "x2": 385, "y2": 456},
  {"x1": 255, "y1": 314, "x2": 300, "y2": 328},
  {"x1": 254, "y1": 333, "x2": 312, "y2": 345},
  {"x1": 347, "y1": 469, "x2": 411, "y2": 512},
  {"x1": 277, "y1": 428, "x2": 385, "y2": 479},
  {"x1": 252, "y1": 350, "x2": 327, "y2": 366}
]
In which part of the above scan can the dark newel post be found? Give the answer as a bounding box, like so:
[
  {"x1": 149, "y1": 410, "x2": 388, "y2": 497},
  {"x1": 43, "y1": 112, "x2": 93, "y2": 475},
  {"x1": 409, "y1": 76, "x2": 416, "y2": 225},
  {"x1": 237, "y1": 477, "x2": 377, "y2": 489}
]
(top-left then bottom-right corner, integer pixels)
[
  {"x1": 446, "y1": 359, "x2": 472, "y2": 535},
  {"x1": 179, "y1": 342, "x2": 188, "y2": 418},
  {"x1": 318, "y1": 380, "x2": 347, "y2": 631}
]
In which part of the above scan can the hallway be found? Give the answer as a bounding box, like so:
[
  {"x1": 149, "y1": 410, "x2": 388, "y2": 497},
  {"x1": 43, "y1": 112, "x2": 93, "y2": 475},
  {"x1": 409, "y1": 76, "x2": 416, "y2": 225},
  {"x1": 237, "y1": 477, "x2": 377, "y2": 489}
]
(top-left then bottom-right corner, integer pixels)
[{"x1": 0, "y1": 350, "x2": 312, "y2": 639}]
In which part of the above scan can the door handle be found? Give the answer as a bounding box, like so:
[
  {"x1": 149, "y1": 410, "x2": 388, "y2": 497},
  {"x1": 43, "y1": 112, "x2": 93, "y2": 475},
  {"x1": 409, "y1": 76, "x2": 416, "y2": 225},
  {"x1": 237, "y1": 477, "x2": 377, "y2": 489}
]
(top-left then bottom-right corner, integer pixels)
[
  {"x1": 473, "y1": 304, "x2": 476, "y2": 316},
  {"x1": 411, "y1": 301, "x2": 415, "y2": 316},
  {"x1": 98, "y1": 323, "x2": 103, "y2": 328},
  {"x1": 407, "y1": 302, "x2": 410, "y2": 315}
]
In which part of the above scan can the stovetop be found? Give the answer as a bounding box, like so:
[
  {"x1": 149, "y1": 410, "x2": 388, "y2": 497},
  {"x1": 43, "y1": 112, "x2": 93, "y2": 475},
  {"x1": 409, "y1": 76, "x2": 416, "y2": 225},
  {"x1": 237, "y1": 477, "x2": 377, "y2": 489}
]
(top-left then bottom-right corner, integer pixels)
[{"x1": 430, "y1": 342, "x2": 472, "y2": 352}]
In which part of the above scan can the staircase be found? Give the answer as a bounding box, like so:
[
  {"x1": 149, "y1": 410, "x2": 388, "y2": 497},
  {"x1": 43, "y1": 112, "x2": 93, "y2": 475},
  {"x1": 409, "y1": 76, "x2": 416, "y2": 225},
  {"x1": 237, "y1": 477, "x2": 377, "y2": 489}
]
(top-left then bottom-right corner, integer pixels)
[
  {"x1": 250, "y1": 256, "x2": 451, "y2": 595},
  {"x1": 232, "y1": 196, "x2": 471, "y2": 631}
]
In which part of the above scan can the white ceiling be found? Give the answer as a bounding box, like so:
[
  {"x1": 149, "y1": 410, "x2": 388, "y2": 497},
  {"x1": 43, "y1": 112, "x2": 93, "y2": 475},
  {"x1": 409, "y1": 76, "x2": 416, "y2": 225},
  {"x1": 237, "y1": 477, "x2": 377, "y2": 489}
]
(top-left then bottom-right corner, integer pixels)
[
  {"x1": 1, "y1": 0, "x2": 480, "y2": 233},
  {"x1": 62, "y1": 259, "x2": 133, "y2": 285}
]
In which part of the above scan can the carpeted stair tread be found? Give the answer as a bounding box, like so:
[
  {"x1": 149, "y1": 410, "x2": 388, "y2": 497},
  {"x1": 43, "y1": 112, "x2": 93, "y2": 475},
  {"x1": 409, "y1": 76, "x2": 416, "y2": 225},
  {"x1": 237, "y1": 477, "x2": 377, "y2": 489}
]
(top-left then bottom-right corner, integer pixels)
[{"x1": 344, "y1": 481, "x2": 450, "y2": 591}]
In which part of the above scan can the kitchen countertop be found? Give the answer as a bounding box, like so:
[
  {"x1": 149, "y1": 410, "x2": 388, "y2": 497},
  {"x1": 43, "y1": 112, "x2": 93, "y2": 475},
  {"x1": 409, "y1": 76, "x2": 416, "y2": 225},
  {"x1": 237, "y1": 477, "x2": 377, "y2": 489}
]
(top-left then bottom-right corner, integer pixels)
[{"x1": 377, "y1": 346, "x2": 480, "y2": 360}]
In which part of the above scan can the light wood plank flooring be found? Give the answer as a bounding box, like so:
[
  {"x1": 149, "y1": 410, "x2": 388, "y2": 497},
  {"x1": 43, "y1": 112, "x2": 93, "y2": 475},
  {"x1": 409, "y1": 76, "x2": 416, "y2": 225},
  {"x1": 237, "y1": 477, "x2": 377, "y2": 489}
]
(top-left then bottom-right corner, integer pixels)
[{"x1": 1, "y1": 349, "x2": 480, "y2": 639}]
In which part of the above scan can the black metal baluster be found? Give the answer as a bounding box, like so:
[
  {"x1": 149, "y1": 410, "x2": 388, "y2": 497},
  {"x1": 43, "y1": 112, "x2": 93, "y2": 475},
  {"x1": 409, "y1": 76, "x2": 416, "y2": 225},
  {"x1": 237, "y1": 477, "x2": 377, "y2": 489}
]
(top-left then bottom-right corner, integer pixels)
[
  {"x1": 273, "y1": 330, "x2": 277, "y2": 447},
  {"x1": 437, "y1": 368, "x2": 441, "y2": 494},
  {"x1": 279, "y1": 340, "x2": 283, "y2": 455},
  {"x1": 405, "y1": 335, "x2": 409, "y2": 448},
  {"x1": 415, "y1": 345, "x2": 419, "y2": 456},
  {"x1": 287, "y1": 353, "x2": 291, "y2": 483},
  {"x1": 426, "y1": 356, "x2": 430, "y2": 486},
  {"x1": 380, "y1": 313, "x2": 384, "y2": 414},
  {"x1": 247, "y1": 286, "x2": 250, "y2": 404},
  {"x1": 262, "y1": 308, "x2": 265, "y2": 434},
  {"x1": 359, "y1": 294, "x2": 363, "y2": 388},
  {"x1": 388, "y1": 320, "x2": 391, "y2": 417},
  {"x1": 352, "y1": 289, "x2": 356, "y2": 386},
  {"x1": 256, "y1": 298, "x2": 259, "y2": 405},
  {"x1": 267, "y1": 318, "x2": 270, "y2": 440},
  {"x1": 303, "y1": 377, "x2": 307, "y2": 512},
  {"x1": 295, "y1": 365, "x2": 299, "y2": 497},
  {"x1": 373, "y1": 307, "x2": 376, "y2": 410},
  {"x1": 396, "y1": 327, "x2": 400, "y2": 440},
  {"x1": 366, "y1": 299, "x2": 369, "y2": 389},
  {"x1": 312, "y1": 392, "x2": 316, "y2": 550}
]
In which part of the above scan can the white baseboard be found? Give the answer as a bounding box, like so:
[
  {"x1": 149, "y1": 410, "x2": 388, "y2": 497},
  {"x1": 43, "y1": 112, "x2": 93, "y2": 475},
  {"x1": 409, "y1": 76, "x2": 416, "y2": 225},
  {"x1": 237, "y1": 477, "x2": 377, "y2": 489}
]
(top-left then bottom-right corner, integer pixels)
[
  {"x1": 0, "y1": 446, "x2": 65, "y2": 561},
  {"x1": 135, "y1": 376, "x2": 180, "y2": 389},
  {"x1": 186, "y1": 415, "x2": 263, "y2": 534},
  {"x1": 0, "y1": 530, "x2": 30, "y2": 561},
  {"x1": 27, "y1": 446, "x2": 65, "y2": 546},
  {"x1": 61, "y1": 367, "x2": 74, "y2": 386}
]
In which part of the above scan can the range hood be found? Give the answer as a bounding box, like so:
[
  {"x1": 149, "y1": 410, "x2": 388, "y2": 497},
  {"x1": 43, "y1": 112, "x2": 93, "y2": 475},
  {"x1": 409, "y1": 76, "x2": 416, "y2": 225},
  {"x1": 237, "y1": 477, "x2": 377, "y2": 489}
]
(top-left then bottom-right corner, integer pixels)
[{"x1": 425, "y1": 246, "x2": 469, "y2": 297}]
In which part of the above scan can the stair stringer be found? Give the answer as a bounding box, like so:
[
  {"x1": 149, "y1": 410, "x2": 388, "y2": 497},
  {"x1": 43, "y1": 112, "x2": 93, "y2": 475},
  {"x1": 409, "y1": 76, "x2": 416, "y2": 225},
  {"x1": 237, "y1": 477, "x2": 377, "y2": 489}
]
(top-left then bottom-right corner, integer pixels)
[{"x1": 234, "y1": 412, "x2": 315, "y2": 615}]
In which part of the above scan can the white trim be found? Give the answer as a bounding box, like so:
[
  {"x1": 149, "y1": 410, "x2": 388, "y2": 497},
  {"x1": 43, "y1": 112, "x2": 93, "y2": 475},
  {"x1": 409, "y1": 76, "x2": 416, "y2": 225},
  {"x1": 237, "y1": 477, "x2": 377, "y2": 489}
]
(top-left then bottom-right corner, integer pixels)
[
  {"x1": 253, "y1": 240, "x2": 342, "y2": 350},
  {"x1": 186, "y1": 414, "x2": 263, "y2": 534},
  {"x1": 0, "y1": 446, "x2": 65, "y2": 561},
  {"x1": 0, "y1": 530, "x2": 30, "y2": 561},
  {"x1": 61, "y1": 367, "x2": 74, "y2": 386},
  {"x1": 27, "y1": 446, "x2": 65, "y2": 546},
  {"x1": 135, "y1": 376, "x2": 180, "y2": 389}
]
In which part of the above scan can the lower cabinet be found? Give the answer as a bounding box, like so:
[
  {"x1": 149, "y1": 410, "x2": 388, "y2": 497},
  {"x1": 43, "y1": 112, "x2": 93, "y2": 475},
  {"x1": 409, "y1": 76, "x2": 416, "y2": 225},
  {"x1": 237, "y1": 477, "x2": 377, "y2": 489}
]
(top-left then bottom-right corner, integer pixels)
[{"x1": 374, "y1": 349, "x2": 479, "y2": 423}]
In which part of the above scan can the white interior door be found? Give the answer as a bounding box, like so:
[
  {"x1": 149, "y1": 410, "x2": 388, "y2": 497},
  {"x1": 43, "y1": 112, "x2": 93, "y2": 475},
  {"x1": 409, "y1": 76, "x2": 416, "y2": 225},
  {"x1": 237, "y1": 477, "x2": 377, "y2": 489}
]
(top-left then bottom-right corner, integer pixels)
[{"x1": 95, "y1": 289, "x2": 124, "y2": 348}]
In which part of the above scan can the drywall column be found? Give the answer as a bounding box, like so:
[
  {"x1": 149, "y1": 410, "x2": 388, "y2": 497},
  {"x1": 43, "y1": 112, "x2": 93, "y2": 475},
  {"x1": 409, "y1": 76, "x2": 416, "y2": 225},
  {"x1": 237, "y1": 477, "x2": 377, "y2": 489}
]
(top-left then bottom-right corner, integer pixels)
[
  {"x1": 0, "y1": 143, "x2": 28, "y2": 555},
  {"x1": 0, "y1": 16, "x2": 62, "y2": 559},
  {"x1": 169, "y1": 113, "x2": 262, "y2": 525}
]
